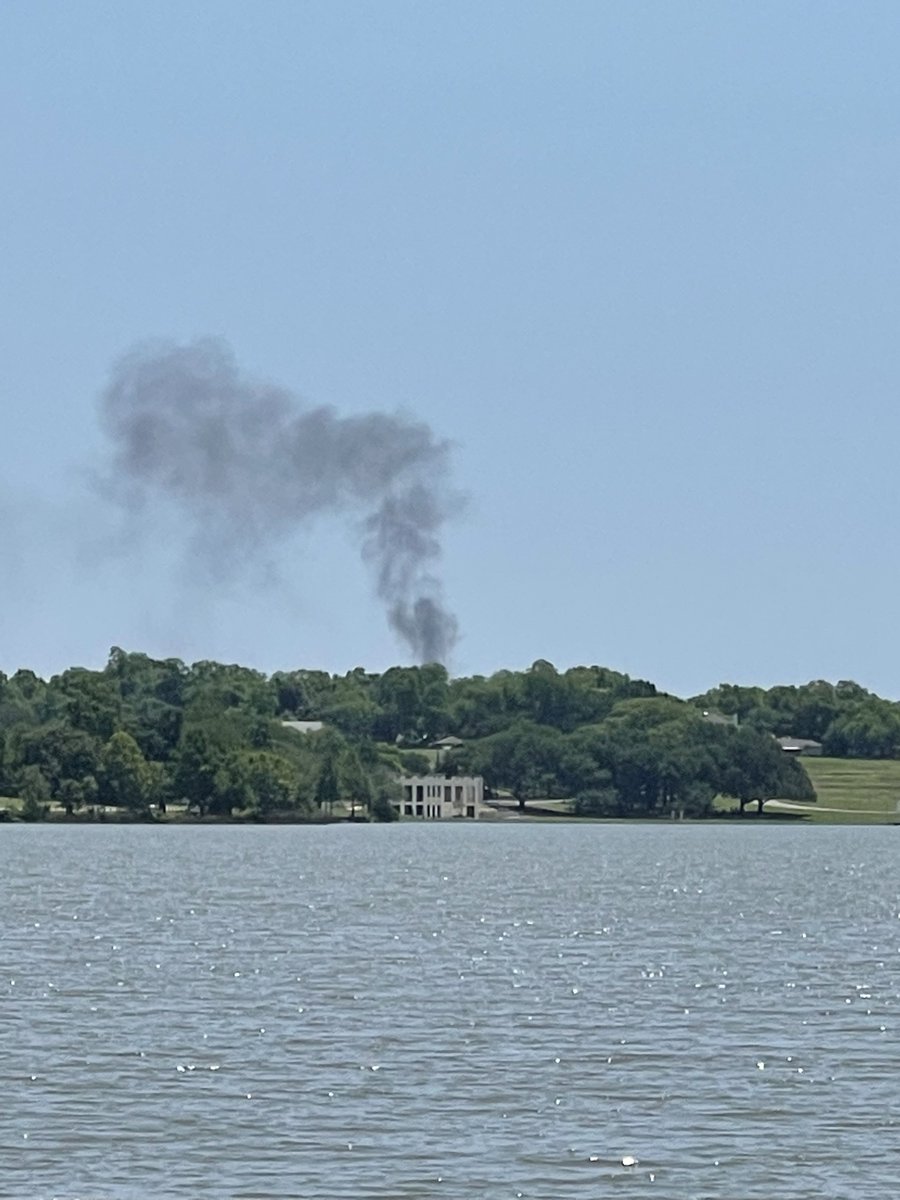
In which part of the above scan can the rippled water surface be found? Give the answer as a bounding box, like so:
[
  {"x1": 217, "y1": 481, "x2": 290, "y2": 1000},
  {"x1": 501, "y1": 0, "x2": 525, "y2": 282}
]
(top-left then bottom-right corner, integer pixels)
[{"x1": 2, "y1": 822, "x2": 899, "y2": 1198}]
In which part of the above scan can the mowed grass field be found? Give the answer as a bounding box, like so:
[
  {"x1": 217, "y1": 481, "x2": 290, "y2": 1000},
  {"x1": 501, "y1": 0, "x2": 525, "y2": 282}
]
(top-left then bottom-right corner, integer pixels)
[
  {"x1": 793, "y1": 756, "x2": 900, "y2": 822},
  {"x1": 713, "y1": 757, "x2": 900, "y2": 822}
]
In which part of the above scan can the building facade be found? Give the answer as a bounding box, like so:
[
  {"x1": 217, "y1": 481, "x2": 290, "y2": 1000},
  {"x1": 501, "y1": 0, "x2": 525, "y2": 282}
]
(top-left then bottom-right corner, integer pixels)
[{"x1": 396, "y1": 774, "x2": 486, "y2": 820}]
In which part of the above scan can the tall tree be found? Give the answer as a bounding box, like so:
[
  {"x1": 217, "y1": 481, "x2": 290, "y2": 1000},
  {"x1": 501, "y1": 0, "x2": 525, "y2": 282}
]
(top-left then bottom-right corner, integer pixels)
[
  {"x1": 315, "y1": 756, "x2": 340, "y2": 815},
  {"x1": 98, "y1": 731, "x2": 155, "y2": 814}
]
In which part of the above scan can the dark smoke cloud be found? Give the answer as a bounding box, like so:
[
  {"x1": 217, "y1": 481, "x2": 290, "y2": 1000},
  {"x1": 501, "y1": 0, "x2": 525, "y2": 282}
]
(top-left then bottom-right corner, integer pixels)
[{"x1": 98, "y1": 338, "x2": 460, "y2": 663}]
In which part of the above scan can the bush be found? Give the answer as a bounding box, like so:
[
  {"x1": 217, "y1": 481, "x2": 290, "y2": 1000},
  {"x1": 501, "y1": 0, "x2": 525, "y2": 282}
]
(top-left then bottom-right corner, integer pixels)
[
  {"x1": 573, "y1": 787, "x2": 621, "y2": 817},
  {"x1": 370, "y1": 793, "x2": 399, "y2": 822},
  {"x1": 399, "y1": 751, "x2": 432, "y2": 775},
  {"x1": 20, "y1": 794, "x2": 48, "y2": 822}
]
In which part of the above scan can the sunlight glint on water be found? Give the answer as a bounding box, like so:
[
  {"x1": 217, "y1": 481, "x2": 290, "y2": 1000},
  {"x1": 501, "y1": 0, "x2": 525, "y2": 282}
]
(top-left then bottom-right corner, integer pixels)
[{"x1": 1, "y1": 822, "x2": 898, "y2": 1198}]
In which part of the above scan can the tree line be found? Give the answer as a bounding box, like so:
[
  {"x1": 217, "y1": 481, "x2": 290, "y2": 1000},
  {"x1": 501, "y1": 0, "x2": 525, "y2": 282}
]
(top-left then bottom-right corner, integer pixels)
[
  {"x1": 692, "y1": 679, "x2": 900, "y2": 758},
  {"x1": 4, "y1": 649, "x2": 887, "y2": 821}
]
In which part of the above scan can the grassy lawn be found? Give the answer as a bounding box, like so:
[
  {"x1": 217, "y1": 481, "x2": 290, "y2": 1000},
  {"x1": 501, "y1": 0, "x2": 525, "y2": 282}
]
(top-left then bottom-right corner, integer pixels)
[
  {"x1": 714, "y1": 757, "x2": 900, "y2": 823},
  {"x1": 510, "y1": 760, "x2": 900, "y2": 824},
  {"x1": 797, "y1": 757, "x2": 900, "y2": 821}
]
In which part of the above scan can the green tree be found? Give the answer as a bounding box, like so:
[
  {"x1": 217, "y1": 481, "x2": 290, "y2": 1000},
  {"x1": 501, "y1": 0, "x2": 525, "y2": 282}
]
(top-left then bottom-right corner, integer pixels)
[
  {"x1": 320, "y1": 693, "x2": 380, "y2": 740},
  {"x1": 718, "y1": 727, "x2": 814, "y2": 814},
  {"x1": 19, "y1": 764, "x2": 51, "y2": 819},
  {"x1": 417, "y1": 662, "x2": 450, "y2": 739},
  {"x1": 0, "y1": 669, "x2": 48, "y2": 729},
  {"x1": 521, "y1": 659, "x2": 577, "y2": 728},
  {"x1": 374, "y1": 666, "x2": 429, "y2": 742},
  {"x1": 8, "y1": 721, "x2": 101, "y2": 801},
  {"x1": 58, "y1": 774, "x2": 99, "y2": 816},
  {"x1": 822, "y1": 700, "x2": 900, "y2": 758},
  {"x1": 49, "y1": 668, "x2": 120, "y2": 741},
  {"x1": 447, "y1": 673, "x2": 511, "y2": 738},
  {"x1": 572, "y1": 769, "x2": 620, "y2": 817},
  {"x1": 124, "y1": 696, "x2": 183, "y2": 762},
  {"x1": 450, "y1": 721, "x2": 587, "y2": 811},
  {"x1": 98, "y1": 731, "x2": 155, "y2": 814},
  {"x1": 173, "y1": 728, "x2": 222, "y2": 815},
  {"x1": 367, "y1": 761, "x2": 403, "y2": 820},
  {"x1": 211, "y1": 753, "x2": 251, "y2": 816},
  {"x1": 343, "y1": 748, "x2": 373, "y2": 819},
  {"x1": 315, "y1": 755, "x2": 340, "y2": 814},
  {"x1": 243, "y1": 751, "x2": 298, "y2": 818},
  {"x1": 399, "y1": 750, "x2": 432, "y2": 775}
]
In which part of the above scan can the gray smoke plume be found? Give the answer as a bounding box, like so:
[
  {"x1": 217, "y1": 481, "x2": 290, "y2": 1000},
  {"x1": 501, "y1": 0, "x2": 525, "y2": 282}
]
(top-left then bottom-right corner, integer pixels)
[{"x1": 98, "y1": 338, "x2": 460, "y2": 663}]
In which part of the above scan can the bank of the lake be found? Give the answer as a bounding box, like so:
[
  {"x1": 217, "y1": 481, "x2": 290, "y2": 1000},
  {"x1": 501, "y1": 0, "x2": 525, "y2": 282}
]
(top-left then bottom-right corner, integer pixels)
[{"x1": 4, "y1": 754, "x2": 900, "y2": 826}]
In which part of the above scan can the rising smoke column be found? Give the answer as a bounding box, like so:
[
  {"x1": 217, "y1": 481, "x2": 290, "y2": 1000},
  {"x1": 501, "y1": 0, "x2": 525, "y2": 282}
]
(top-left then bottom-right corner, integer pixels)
[{"x1": 98, "y1": 338, "x2": 460, "y2": 663}]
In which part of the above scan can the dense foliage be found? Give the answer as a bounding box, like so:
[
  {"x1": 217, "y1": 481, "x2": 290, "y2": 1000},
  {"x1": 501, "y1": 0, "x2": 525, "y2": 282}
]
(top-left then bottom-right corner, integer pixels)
[
  {"x1": 0, "y1": 650, "x2": 401, "y2": 821},
  {"x1": 6, "y1": 649, "x2": 881, "y2": 820},
  {"x1": 691, "y1": 679, "x2": 900, "y2": 759}
]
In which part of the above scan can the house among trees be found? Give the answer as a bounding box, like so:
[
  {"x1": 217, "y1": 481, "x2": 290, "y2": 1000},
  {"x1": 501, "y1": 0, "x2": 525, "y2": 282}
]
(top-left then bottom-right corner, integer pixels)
[
  {"x1": 431, "y1": 734, "x2": 464, "y2": 751},
  {"x1": 396, "y1": 773, "x2": 485, "y2": 819},
  {"x1": 776, "y1": 736, "x2": 823, "y2": 756},
  {"x1": 430, "y1": 734, "x2": 464, "y2": 764},
  {"x1": 282, "y1": 720, "x2": 325, "y2": 735}
]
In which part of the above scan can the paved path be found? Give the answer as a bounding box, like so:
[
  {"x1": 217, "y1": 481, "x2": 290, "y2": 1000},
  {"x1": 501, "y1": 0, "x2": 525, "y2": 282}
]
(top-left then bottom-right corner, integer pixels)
[{"x1": 765, "y1": 798, "x2": 890, "y2": 816}]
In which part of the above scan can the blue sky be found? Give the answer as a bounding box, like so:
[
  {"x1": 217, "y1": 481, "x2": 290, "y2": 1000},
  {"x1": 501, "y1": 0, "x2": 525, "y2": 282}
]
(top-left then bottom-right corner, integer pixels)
[{"x1": 2, "y1": 1, "x2": 900, "y2": 698}]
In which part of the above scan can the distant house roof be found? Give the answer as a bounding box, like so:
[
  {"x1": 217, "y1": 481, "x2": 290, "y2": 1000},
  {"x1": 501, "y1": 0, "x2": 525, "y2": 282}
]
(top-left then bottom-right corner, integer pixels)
[
  {"x1": 431, "y1": 735, "x2": 464, "y2": 748},
  {"x1": 282, "y1": 720, "x2": 325, "y2": 735},
  {"x1": 776, "y1": 736, "x2": 822, "y2": 755}
]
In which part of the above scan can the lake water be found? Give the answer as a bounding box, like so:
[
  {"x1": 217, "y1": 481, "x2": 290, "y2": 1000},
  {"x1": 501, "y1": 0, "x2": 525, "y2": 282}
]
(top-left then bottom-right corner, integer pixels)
[{"x1": 1, "y1": 822, "x2": 898, "y2": 1199}]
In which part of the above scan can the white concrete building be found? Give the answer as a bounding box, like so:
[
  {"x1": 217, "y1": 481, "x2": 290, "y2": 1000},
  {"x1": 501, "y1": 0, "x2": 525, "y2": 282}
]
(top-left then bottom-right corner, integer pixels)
[{"x1": 396, "y1": 774, "x2": 486, "y2": 820}]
